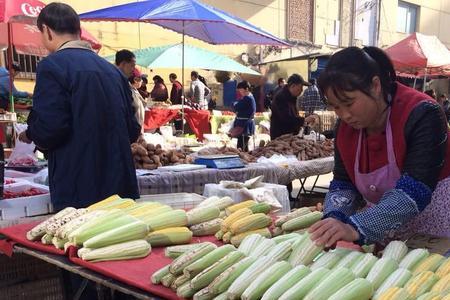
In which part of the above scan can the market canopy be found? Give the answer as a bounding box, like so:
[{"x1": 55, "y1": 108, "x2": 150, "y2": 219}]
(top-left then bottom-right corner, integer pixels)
[
  {"x1": 385, "y1": 32, "x2": 450, "y2": 77},
  {"x1": 104, "y1": 44, "x2": 260, "y2": 75},
  {"x1": 79, "y1": 0, "x2": 290, "y2": 46}
]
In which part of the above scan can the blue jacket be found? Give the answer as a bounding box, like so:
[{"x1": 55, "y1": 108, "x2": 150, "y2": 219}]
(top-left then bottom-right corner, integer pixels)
[
  {"x1": 26, "y1": 42, "x2": 141, "y2": 210},
  {"x1": 233, "y1": 94, "x2": 256, "y2": 136},
  {"x1": 0, "y1": 67, "x2": 29, "y2": 103}
]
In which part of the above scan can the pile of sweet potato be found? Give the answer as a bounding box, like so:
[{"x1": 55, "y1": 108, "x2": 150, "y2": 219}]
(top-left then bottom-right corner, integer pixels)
[
  {"x1": 131, "y1": 139, "x2": 193, "y2": 170},
  {"x1": 197, "y1": 146, "x2": 257, "y2": 163},
  {"x1": 250, "y1": 134, "x2": 334, "y2": 161}
]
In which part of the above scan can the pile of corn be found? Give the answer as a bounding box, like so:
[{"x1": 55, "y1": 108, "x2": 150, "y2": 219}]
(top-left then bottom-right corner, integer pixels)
[
  {"x1": 212, "y1": 200, "x2": 273, "y2": 247},
  {"x1": 26, "y1": 194, "x2": 204, "y2": 261},
  {"x1": 272, "y1": 207, "x2": 323, "y2": 236},
  {"x1": 151, "y1": 234, "x2": 450, "y2": 300}
]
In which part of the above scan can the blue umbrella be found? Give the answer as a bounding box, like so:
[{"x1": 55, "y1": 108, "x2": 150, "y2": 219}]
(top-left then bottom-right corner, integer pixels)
[
  {"x1": 79, "y1": 0, "x2": 290, "y2": 46},
  {"x1": 104, "y1": 44, "x2": 260, "y2": 75},
  {"x1": 79, "y1": 0, "x2": 290, "y2": 132}
]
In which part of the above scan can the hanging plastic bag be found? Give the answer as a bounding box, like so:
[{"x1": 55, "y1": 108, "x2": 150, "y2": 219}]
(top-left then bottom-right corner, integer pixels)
[{"x1": 8, "y1": 124, "x2": 38, "y2": 166}]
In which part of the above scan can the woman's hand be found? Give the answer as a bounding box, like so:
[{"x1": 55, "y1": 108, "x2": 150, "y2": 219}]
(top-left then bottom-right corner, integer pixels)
[{"x1": 309, "y1": 218, "x2": 359, "y2": 247}]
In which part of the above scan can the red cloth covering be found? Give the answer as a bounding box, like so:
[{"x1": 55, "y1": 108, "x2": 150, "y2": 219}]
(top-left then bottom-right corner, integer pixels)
[
  {"x1": 0, "y1": 222, "x2": 65, "y2": 256},
  {"x1": 183, "y1": 108, "x2": 211, "y2": 140},
  {"x1": 68, "y1": 236, "x2": 221, "y2": 300},
  {"x1": 143, "y1": 108, "x2": 179, "y2": 130}
]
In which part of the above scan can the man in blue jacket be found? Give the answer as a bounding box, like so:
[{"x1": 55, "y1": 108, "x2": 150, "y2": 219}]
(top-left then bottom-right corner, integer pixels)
[{"x1": 19, "y1": 3, "x2": 141, "y2": 210}]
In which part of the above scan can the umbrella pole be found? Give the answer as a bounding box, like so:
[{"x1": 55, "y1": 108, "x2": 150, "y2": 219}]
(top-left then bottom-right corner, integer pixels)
[
  {"x1": 181, "y1": 21, "x2": 185, "y2": 135},
  {"x1": 413, "y1": 77, "x2": 417, "y2": 89},
  {"x1": 422, "y1": 68, "x2": 427, "y2": 92},
  {"x1": 7, "y1": 22, "x2": 15, "y2": 113}
]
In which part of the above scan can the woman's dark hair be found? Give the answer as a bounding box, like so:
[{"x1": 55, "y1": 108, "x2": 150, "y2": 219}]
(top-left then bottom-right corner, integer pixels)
[
  {"x1": 198, "y1": 75, "x2": 208, "y2": 87},
  {"x1": 37, "y1": 2, "x2": 81, "y2": 35},
  {"x1": 318, "y1": 46, "x2": 396, "y2": 104},
  {"x1": 153, "y1": 75, "x2": 164, "y2": 84},
  {"x1": 237, "y1": 80, "x2": 251, "y2": 90},
  {"x1": 191, "y1": 71, "x2": 199, "y2": 79}
]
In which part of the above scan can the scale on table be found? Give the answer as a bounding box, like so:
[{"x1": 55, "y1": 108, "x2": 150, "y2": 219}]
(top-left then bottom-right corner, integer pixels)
[{"x1": 194, "y1": 154, "x2": 245, "y2": 169}]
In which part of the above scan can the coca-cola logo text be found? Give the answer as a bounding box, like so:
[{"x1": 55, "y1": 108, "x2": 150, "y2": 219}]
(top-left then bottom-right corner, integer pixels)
[{"x1": 21, "y1": 3, "x2": 44, "y2": 17}]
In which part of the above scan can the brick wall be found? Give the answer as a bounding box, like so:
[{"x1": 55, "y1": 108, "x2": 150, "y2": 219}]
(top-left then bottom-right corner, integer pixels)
[{"x1": 287, "y1": 0, "x2": 314, "y2": 42}]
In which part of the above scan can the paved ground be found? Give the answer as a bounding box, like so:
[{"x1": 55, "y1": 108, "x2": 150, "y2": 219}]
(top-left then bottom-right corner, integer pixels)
[{"x1": 290, "y1": 172, "x2": 333, "y2": 208}]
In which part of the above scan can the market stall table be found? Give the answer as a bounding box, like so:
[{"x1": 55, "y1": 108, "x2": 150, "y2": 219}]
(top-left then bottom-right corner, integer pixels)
[{"x1": 138, "y1": 157, "x2": 334, "y2": 195}]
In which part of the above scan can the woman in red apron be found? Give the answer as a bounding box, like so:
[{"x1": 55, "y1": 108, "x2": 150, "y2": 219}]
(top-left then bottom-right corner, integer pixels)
[{"x1": 309, "y1": 46, "x2": 450, "y2": 247}]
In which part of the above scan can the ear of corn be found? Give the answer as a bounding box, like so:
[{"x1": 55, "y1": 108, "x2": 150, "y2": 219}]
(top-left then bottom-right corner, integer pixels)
[
  {"x1": 132, "y1": 205, "x2": 173, "y2": 220},
  {"x1": 215, "y1": 230, "x2": 224, "y2": 240},
  {"x1": 87, "y1": 194, "x2": 121, "y2": 210},
  {"x1": 382, "y1": 241, "x2": 409, "y2": 262},
  {"x1": 123, "y1": 201, "x2": 164, "y2": 215},
  {"x1": 198, "y1": 196, "x2": 234, "y2": 210},
  {"x1": 165, "y1": 243, "x2": 208, "y2": 259},
  {"x1": 304, "y1": 267, "x2": 355, "y2": 300},
  {"x1": 177, "y1": 281, "x2": 196, "y2": 298},
  {"x1": 373, "y1": 268, "x2": 413, "y2": 300},
  {"x1": 221, "y1": 208, "x2": 253, "y2": 232},
  {"x1": 261, "y1": 265, "x2": 311, "y2": 300},
  {"x1": 249, "y1": 238, "x2": 276, "y2": 258},
  {"x1": 281, "y1": 211, "x2": 323, "y2": 232},
  {"x1": 430, "y1": 272, "x2": 450, "y2": 293},
  {"x1": 83, "y1": 220, "x2": 148, "y2": 248},
  {"x1": 46, "y1": 208, "x2": 88, "y2": 236},
  {"x1": 366, "y1": 257, "x2": 399, "y2": 291},
  {"x1": 187, "y1": 206, "x2": 221, "y2": 226},
  {"x1": 404, "y1": 271, "x2": 439, "y2": 298},
  {"x1": 80, "y1": 239, "x2": 151, "y2": 262},
  {"x1": 170, "y1": 243, "x2": 217, "y2": 275},
  {"x1": 351, "y1": 253, "x2": 379, "y2": 278},
  {"x1": 146, "y1": 227, "x2": 192, "y2": 247},
  {"x1": 399, "y1": 248, "x2": 430, "y2": 270},
  {"x1": 26, "y1": 207, "x2": 76, "y2": 241},
  {"x1": 222, "y1": 231, "x2": 232, "y2": 243},
  {"x1": 241, "y1": 261, "x2": 292, "y2": 300},
  {"x1": 41, "y1": 233, "x2": 53, "y2": 245},
  {"x1": 435, "y1": 257, "x2": 450, "y2": 278},
  {"x1": 68, "y1": 210, "x2": 132, "y2": 245},
  {"x1": 171, "y1": 274, "x2": 191, "y2": 291},
  {"x1": 310, "y1": 250, "x2": 346, "y2": 271},
  {"x1": 377, "y1": 287, "x2": 412, "y2": 300},
  {"x1": 151, "y1": 265, "x2": 170, "y2": 284},
  {"x1": 417, "y1": 291, "x2": 443, "y2": 300},
  {"x1": 145, "y1": 209, "x2": 188, "y2": 231},
  {"x1": 183, "y1": 245, "x2": 236, "y2": 279},
  {"x1": 56, "y1": 210, "x2": 107, "y2": 239},
  {"x1": 273, "y1": 226, "x2": 283, "y2": 236},
  {"x1": 190, "y1": 251, "x2": 245, "y2": 291},
  {"x1": 288, "y1": 234, "x2": 324, "y2": 266},
  {"x1": 212, "y1": 292, "x2": 228, "y2": 300},
  {"x1": 96, "y1": 198, "x2": 135, "y2": 211},
  {"x1": 328, "y1": 278, "x2": 374, "y2": 300},
  {"x1": 274, "y1": 207, "x2": 312, "y2": 227},
  {"x1": 77, "y1": 247, "x2": 92, "y2": 258},
  {"x1": 229, "y1": 213, "x2": 272, "y2": 235},
  {"x1": 265, "y1": 240, "x2": 293, "y2": 262},
  {"x1": 272, "y1": 233, "x2": 302, "y2": 244},
  {"x1": 225, "y1": 200, "x2": 257, "y2": 216},
  {"x1": 334, "y1": 251, "x2": 365, "y2": 269},
  {"x1": 279, "y1": 267, "x2": 330, "y2": 300},
  {"x1": 193, "y1": 287, "x2": 215, "y2": 300},
  {"x1": 226, "y1": 256, "x2": 275, "y2": 300},
  {"x1": 64, "y1": 241, "x2": 75, "y2": 253},
  {"x1": 231, "y1": 228, "x2": 271, "y2": 247},
  {"x1": 190, "y1": 218, "x2": 223, "y2": 236},
  {"x1": 237, "y1": 233, "x2": 267, "y2": 256},
  {"x1": 248, "y1": 202, "x2": 271, "y2": 214},
  {"x1": 51, "y1": 236, "x2": 67, "y2": 249},
  {"x1": 208, "y1": 256, "x2": 257, "y2": 295},
  {"x1": 161, "y1": 273, "x2": 177, "y2": 287},
  {"x1": 413, "y1": 254, "x2": 445, "y2": 274}
]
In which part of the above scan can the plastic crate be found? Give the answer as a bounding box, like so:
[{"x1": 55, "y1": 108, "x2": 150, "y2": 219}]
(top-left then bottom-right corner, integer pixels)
[
  {"x1": 137, "y1": 193, "x2": 205, "y2": 210},
  {"x1": 0, "y1": 276, "x2": 64, "y2": 300},
  {"x1": 0, "y1": 253, "x2": 59, "y2": 288},
  {"x1": 0, "y1": 182, "x2": 52, "y2": 220}
]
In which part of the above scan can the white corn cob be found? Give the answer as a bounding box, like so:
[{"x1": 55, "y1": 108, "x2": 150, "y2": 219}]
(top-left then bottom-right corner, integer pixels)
[
  {"x1": 271, "y1": 233, "x2": 302, "y2": 244},
  {"x1": 334, "y1": 251, "x2": 365, "y2": 269},
  {"x1": 165, "y1": 243, "x2": 210, "y2": 259},
  {"x1": 238, "y1": 233, "x2": 266, "y2": 256},
  {"x1": 170, "y1": 242, "x2": 217, "y2": 275},
  {"x1": 310, "y1": 250, "x2": 345, "y2": 270},
  {"x1": 279, "y1": 267, "x2": 331, "y2": 300},
  {"x1": 351, "y1": 253, "x2": 379, "y2": 278},
  {"x1": 261, "y1": 265, "x2": 311, "y2": 300},
  {"x1": 328, "y1": 278, "x2": 374, "y2": 300},
  {"x1": 373, "y1": 268, "x2": 413, "y2": 299},
  {"x1": 80, "y1": 240, "x2": 151, "y2": 262},
  {"x1": 198, "y1": 196, "x2": 234, "y2": 210},
  {"x1": 56, "y1": 210, "x2": 106, "y2": 239},
  {"x1": 288, "y1": 234, "x2": 323, "y2": 266},
  {"x1": 249, "y1": 238, "x2": 276, "y2": 258},
  {"x1": 366, "y1": 257, "x2": 399, "y2": 290},
  {"x1": 399, "y1": 248, "x2": 430, "y2": 271},
  {"x1": 183, "y1": 245, "x2": 236, "y2": 279},
  {"x1": 151, "y1": 265, "x2": 170, "y2": 284},
  {"x1": 46, "y1": 208, "x2": 88, "y2": 236},
  {"x1": 26, "y1": 207, "x2": 76, "y2": 241},
  {"x1": 382, "y1": 241, "x2": 409, "y2": 262},
  {"x1": 265, "y1": 240, "x2": 293, "y2": 262},
  {"x1": 304, "y1": 267, "x2": 355, "y2": 300}
]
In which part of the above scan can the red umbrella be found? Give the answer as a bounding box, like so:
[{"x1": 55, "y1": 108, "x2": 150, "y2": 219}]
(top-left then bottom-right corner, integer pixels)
[{"x1": 0, "y1": 0, "x2": 102, "y2": 110}]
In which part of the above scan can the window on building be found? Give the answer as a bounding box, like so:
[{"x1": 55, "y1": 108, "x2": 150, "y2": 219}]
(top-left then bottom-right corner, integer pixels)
[
  {"x1": 397, "y1": 1, "x2": 418, "y2": 34},
  {"x1": 2, "y1": 48, "x2": 41, "y2": 80}
]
